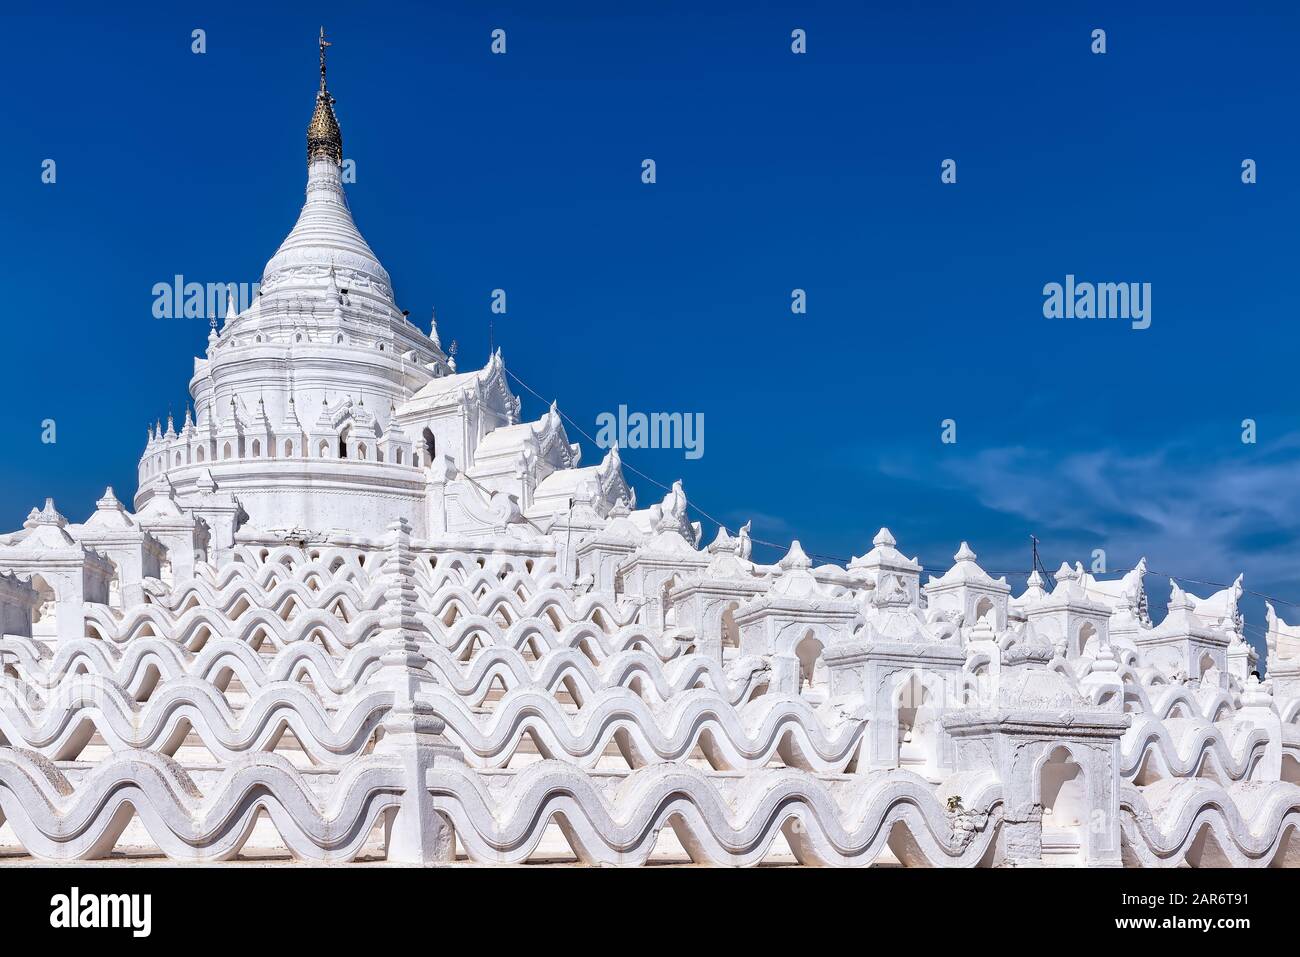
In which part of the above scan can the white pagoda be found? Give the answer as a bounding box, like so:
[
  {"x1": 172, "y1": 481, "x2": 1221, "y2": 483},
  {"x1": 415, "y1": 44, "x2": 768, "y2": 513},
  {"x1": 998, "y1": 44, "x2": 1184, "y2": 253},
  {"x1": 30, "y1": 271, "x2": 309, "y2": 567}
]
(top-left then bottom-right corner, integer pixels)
[{"x1": 133, "y1": 33, "x2": 630, "y2": 557}]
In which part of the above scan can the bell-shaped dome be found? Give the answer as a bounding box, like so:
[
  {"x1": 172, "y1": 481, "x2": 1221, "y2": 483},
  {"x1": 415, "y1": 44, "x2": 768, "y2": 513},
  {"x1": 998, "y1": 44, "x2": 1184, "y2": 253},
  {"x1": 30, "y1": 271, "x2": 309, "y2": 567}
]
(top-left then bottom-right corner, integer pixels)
[{"x1": 259, "y1": 158, "x2": 395, "y2": 309}]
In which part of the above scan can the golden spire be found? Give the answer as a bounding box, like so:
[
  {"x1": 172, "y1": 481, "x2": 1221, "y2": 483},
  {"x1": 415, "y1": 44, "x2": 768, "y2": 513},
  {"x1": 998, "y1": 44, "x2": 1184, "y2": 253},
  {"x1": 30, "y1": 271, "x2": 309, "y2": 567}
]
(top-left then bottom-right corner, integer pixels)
[{"x1": 307, "y1": 26, "x2": 342, "y2": 165}]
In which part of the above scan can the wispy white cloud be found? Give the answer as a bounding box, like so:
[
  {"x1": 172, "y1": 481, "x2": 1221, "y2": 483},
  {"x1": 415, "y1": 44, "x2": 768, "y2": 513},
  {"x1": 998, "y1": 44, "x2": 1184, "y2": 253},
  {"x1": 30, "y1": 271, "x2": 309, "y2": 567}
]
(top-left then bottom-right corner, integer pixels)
[{"x1": 878, "y1": 433, "x2": 1300, "y2": 596}]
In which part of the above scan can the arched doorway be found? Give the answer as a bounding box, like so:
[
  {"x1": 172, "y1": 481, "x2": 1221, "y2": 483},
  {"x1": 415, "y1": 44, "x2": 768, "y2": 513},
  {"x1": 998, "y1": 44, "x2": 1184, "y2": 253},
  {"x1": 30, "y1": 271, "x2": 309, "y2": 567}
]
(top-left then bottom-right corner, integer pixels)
[
  {"x1": 105, "y1": 559, "x2": 122, "y2": 609},
  {"x1": 1078, "y1": 622, "x2": 1099, "y2": 657},
  {"x1": 794, "y1": 631, "x2": 827, "y2": 702},
  {"x1": 896, "y1": 673, "x2": 939, "y2": 776},
  {"x1": 720, "y1": 601, "x2": 740, "y2": 651},
  {"x1": 1039, "y1": 746, "x2": 1087, "y2": 863},
  {"x1": 660, "y1": 576, "x2": 679, "y2": 629},
  {"x1": 29, "y1": 574, "x2": 58, "y2": 638},
  {"x1": 1198, "y1": 652, "x2": 1216, "y2": 678}
]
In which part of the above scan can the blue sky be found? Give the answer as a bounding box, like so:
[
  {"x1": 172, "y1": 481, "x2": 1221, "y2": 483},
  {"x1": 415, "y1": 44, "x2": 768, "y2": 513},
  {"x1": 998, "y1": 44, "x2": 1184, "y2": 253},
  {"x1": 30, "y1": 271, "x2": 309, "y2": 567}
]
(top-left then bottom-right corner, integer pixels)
[{"x1": 1, "y1": 1, "x2": 1297, "y2": 654}]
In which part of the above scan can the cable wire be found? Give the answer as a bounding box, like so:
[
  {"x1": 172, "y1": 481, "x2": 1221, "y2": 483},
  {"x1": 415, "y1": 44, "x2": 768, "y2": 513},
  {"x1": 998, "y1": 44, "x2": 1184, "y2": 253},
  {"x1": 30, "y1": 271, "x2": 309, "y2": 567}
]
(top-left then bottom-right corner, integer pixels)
[{"x1": 500, "y1": 363, "x2": 1300, "y2": 616}]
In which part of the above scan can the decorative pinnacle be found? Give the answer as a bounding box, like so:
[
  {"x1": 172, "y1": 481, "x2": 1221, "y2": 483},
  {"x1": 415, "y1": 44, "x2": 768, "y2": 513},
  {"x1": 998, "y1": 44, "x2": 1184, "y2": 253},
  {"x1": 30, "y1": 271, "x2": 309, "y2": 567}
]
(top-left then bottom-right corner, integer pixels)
[
  {"x1": 319, "y1": 26, "x2": 331, "y2": 91},
  {"x1": 779, "y1": 540, "x2": 813, "y2": 571},
  {"x1": 34, "y1": 498, "x2": 67, "y2": 527},
  {"x1": 97, "y1": 486, "x2": 123, "y2": 510},
  {"x1": 307, "y1": 28, "x2": 343, "y2": 165}
]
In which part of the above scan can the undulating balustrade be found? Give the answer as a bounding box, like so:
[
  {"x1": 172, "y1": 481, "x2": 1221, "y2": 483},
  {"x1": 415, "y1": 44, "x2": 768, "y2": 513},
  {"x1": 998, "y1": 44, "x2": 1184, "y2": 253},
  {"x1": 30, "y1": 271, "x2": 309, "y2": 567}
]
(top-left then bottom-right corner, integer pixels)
[{"x1": 4, "y1": 525, "x2": 1300, "y2": 866}]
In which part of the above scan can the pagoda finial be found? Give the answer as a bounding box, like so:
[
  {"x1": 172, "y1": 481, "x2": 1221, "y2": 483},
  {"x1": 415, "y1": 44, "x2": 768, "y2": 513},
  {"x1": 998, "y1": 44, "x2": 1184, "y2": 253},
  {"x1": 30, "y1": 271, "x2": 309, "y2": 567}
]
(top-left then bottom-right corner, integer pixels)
[
  {"x1": 429, "y1": 306, "x2": 442, "y2": 348},
  {"x1": 319, "y1": 26, "x2": 331, "y2": 91},
  {"x1": 307, "y1": 28, "x2": 343, "y2": 165}
]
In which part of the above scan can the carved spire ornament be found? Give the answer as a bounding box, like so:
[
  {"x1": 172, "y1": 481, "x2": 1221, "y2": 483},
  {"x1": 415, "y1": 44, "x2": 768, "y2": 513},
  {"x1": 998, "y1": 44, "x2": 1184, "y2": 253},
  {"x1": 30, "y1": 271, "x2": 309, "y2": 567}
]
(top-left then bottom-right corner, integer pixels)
[{"x1": 307, "y1": 26, "x2": 343, "y2": 165}]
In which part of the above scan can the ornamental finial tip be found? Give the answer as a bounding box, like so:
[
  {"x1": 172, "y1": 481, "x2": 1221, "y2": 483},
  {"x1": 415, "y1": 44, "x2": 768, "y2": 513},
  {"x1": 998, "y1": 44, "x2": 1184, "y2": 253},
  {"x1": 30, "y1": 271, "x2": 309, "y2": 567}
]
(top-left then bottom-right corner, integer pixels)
[
  {"x1": 307, "y1": 28, "x2": 342, "y2": 165},
  {"x1": 319, "y1": 26, "x2": 331, "y2": 91}
]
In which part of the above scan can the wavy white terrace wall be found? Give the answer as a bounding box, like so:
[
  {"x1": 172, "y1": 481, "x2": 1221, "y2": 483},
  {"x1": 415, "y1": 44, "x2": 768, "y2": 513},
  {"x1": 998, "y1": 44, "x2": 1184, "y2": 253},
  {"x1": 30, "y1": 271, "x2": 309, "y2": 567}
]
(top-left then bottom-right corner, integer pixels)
[{"x1": 2, "y1": 509, "x2": 1299, "y2": 867}]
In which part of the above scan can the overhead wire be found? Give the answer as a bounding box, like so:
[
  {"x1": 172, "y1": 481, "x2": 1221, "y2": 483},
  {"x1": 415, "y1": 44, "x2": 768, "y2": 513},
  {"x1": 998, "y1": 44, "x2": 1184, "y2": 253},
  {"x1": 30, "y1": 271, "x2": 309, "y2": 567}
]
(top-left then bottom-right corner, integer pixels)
[{"x1": 501, "y1": 363, "x2": 1300, "y2": 617}]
